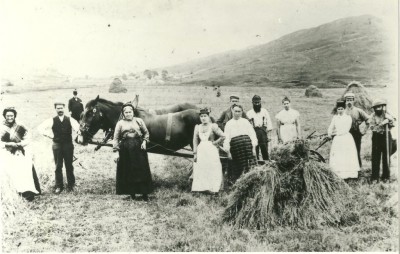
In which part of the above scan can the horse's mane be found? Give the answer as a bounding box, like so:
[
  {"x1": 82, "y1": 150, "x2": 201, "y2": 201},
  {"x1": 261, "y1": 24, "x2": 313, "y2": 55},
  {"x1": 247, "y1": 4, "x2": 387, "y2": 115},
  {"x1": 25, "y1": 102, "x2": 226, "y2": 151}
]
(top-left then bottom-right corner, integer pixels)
[{"x1": 86, "y1": 98, "x2": 123, "y2": 108}]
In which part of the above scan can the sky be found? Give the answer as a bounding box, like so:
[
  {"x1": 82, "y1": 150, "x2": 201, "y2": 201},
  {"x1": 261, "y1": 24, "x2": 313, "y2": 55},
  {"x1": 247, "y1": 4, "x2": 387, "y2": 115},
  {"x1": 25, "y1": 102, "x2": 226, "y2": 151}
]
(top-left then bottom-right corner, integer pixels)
[{"x1": 0, "y1": 0, "x2": 398, "y2": 78}]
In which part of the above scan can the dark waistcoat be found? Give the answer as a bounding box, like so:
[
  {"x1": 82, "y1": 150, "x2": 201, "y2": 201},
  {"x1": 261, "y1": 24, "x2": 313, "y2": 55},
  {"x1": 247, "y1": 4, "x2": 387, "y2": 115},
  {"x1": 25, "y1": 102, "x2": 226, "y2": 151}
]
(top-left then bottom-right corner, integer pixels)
[{"x1": 52, "y1": 116, "x2": 72, "y2": 143}]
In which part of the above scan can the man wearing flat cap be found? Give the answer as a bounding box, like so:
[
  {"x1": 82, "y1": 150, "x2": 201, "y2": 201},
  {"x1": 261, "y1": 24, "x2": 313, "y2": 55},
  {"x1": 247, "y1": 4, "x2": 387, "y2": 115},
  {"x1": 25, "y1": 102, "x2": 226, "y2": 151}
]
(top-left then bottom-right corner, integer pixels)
[
  {"x1": 38, "y1": 102, "x2": 80, "y2": 194},
  {"x1": 247, "y1": 95, "x2": 273, "y2": 160},
  {"x1": 344, "y1": 92, "x2": 370, "y2": 167},
  {"x1": 217, "y1": 95, "x2": 247, "y2": 131},
  {"x1": 68, "y1": 89, "x2": 84, "y2": 122},
  {"x1": 367, "y1": 99, "x2": 395, "y2": 183}
]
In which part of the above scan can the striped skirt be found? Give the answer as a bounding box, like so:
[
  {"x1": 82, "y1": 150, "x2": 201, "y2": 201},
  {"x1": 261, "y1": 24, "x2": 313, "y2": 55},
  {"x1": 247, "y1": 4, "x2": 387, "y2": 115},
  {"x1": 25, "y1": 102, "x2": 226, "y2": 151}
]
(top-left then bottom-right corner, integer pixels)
[{"x1": 229, "y1": 135, "x2": 257, "y2": 183}]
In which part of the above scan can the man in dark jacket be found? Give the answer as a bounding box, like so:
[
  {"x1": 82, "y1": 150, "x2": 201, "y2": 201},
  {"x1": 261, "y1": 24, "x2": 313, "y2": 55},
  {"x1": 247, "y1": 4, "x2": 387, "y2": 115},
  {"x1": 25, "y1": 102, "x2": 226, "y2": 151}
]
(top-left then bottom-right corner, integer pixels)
[
  {"x1": 344, "y1": 92, "x2": 370, "y2": 167},
  {"x1": 368, "y1": 99, "x2": 395, "y2": 183},
  {"x1": 217, "y1": 95, "x2": 247, "y2": 131},
  {"x1": 38, "y1": 102, "x2": 80, "y2": 194},
  {"x1": 68, "y1": 89, "x2": 84, "y2": 122}
]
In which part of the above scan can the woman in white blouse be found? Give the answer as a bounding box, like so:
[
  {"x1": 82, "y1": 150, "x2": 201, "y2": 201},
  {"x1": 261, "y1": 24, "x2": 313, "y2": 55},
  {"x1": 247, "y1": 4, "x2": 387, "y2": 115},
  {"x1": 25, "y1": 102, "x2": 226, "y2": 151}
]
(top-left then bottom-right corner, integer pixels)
[
  {"x1": 275, "y1": 96, "x2": 301, "y2": 143},
  {"x1": 328, "y1": 100, "x2": 359, "y2": 179},
  {"x1": 223, "y1": 105, "x2": 258, "y2": 184}
]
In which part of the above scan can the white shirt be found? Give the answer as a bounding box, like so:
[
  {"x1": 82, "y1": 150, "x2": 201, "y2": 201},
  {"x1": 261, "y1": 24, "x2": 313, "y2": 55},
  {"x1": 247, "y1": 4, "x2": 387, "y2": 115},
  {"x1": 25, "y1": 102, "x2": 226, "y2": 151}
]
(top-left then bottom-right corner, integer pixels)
[
  {"x1": 247, "y1": 108, "x2": 273, "y2": 130},
  {"x1": 223, "y1": 118, "x2": 258, "y2": 151},
  {"x1": 328, "y1": 114, "x2": 352, "y2": 137},
  {"x1": 37, "y1": 115, "x2": 80, "y2": 139},
  {"x1": 275, "y1": 108, "x2": 300, "y2": 125}
]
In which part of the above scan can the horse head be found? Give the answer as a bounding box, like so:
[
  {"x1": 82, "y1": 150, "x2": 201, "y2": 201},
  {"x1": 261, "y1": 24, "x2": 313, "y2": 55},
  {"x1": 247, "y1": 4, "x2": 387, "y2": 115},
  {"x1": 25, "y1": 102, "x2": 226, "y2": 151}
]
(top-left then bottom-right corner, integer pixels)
[{"x1": 77, "y1": 95, "x2": 106, "y2": 144}]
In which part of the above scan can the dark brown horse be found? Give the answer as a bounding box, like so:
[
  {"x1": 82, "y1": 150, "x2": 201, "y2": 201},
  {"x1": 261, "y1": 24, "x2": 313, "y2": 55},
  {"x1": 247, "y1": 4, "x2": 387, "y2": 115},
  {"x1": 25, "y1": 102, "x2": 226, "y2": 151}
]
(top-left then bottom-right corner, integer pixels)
[
  {"x1": 148, "y1": 103, "x2": 198, "y2": 115},
  {"x1": 77, "y1": 95, "x2": 201, "y2": 153}
]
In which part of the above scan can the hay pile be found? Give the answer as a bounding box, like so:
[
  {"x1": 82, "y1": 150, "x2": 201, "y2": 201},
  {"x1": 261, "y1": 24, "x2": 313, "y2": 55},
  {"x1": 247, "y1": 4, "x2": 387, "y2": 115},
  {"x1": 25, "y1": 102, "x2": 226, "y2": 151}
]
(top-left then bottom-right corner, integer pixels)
[
  {"x1": 109, "y1": 78, "x2": 127, "y2": 93},
  {"x1": 341, "y1": 81, "x2": 373, "y2": 113},
  {"x1": 223, "y1": 140, "x2": 350, "y2": 229},
  {"x1": 305, "y1": 85, "x2": 322, "y2": 98},
  {"x1": 1, "y1": 171, "x2": 31, "y2": 222}
]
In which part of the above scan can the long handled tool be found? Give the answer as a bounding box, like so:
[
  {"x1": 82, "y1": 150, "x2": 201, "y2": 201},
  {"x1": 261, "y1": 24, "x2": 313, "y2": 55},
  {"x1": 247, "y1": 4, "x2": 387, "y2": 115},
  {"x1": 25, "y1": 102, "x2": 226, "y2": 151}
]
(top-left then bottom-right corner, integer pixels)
[
  {"x1": 315, "y1": 136, "x2": 332, "y2": 151},
  {"x1": 384, "y1": 105, "x2": 391, "y2": 169}
]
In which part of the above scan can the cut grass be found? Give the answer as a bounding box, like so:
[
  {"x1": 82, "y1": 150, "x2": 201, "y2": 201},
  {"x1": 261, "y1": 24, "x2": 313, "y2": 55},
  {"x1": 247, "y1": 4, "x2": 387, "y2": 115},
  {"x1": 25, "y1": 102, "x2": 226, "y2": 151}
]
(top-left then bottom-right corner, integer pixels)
[{"x1": 1, "y1": 85, "x2": 398, "y2": 252}]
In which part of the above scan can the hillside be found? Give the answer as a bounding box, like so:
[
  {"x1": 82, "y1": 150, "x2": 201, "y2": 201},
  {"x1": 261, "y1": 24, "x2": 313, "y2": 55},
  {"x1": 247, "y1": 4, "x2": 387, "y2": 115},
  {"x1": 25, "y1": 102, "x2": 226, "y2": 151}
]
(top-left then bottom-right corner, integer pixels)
[{"x1": 164, "y1": 15, "x2": 395, "y2": 87}]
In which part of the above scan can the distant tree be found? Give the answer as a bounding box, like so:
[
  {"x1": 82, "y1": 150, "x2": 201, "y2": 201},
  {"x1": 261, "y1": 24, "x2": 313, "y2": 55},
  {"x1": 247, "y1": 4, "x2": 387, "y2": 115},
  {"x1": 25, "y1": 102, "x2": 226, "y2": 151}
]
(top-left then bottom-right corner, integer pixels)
[
  {"x1": 152, "y1": 70, "x2": 159, "y2": 77},
  {"x1": 121, "y1": 73, "x2": 128, "y2": 80},
  {"x1": 144, "y1": 69, "x2": 152, "y2": 79},
  {"x1": 161, "y1": 70, "x2": 168, "y2": 80}
]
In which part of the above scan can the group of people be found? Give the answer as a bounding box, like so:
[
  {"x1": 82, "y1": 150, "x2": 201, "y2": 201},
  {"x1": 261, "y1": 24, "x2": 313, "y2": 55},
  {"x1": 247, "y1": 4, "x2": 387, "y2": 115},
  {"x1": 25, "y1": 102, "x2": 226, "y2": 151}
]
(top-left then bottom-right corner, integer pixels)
[
  {"x1": 328, "y1": 93, "x2": 395, "y2": 183},
  {"x1": 191, "y1": 94, "x2": 302, "y2": 194},
  {"x1": 0, "y1": 89, "x2": 396, "y2": 202},
  {"x1": 191, "y1": 92, "x2": 396, "y2": 194},
  {"x1": 1, "y1": 90, "x2": 84, "y2": 201}
]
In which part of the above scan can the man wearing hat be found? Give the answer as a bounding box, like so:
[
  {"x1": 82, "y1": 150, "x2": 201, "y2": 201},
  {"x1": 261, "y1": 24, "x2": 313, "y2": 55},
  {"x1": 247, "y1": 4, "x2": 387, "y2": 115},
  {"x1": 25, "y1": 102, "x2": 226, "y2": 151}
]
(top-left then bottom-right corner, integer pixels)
[
  {"x1": 344, "y1": 92, "x2": 370, "y2": 167},
  {"x1": 246, "y1": 95, "x2": 273, "y2": 160},
  {"x1": 217, "y1": 95, "x2": 247, "y2": 131},
  {"x1": 68, "y1": 89, "x2": 84, "y2": 122},
  {"x1": 38, "y1": 102, "x2": 80, "y2": 194},
  {"x1": 367, "y1": 99, "x2": 395, "y2": 183}
]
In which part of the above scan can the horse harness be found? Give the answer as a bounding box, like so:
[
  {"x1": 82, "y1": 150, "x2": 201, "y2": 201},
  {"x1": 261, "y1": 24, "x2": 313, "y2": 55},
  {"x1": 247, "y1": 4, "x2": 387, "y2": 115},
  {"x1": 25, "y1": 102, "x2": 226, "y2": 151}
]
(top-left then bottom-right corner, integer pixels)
[{"x1": 165, "y1": 113, "x2": 173, "y2": 142}]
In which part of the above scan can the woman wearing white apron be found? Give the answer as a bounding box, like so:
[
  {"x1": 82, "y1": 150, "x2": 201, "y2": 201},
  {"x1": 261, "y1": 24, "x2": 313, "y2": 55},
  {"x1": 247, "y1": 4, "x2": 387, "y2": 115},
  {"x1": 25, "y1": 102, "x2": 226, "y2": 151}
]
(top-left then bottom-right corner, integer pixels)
[
  {"x1": 0, "y1": 107, "x2": 41, "y2": 201},
  {"x1": 276, "y1": 97, "x2": 301, "y2": 143},
  {"x1": 328, "y1": 101, "x2": 360, "y2": 179},
  {"x1": 192, "y1": 108, "x2": 225, "y2": 193}
]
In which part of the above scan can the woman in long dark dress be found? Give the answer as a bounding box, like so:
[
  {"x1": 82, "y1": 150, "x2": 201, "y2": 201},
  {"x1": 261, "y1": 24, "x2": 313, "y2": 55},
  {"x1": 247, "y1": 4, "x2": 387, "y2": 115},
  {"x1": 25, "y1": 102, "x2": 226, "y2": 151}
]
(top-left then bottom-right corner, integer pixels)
[
  {"x1": 0, "y1": 107, "x2": 41, "y2": 201},
  {"x1": 112, "y1": 103, "x2": 152, "y2": 201}
]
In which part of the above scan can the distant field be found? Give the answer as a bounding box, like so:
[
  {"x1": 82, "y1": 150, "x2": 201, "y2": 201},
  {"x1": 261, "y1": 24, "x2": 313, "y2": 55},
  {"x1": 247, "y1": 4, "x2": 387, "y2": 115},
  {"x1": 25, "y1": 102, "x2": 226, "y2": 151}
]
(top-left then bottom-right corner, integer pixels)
[{"x1": 1, "y1": 84, "x2": 398, "y2": 251}]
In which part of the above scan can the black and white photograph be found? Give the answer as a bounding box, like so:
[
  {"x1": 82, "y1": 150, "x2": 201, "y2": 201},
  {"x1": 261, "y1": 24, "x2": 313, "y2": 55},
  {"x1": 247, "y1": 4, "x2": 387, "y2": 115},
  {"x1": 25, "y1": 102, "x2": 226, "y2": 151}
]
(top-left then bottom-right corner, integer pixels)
[{"x1": 0, "y1": 0, "x2": 398, "y2": 252}]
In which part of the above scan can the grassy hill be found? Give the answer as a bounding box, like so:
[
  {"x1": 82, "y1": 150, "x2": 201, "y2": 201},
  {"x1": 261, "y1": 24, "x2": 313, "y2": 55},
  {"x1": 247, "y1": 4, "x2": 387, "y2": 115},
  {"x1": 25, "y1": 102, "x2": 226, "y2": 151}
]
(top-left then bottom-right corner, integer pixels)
[{"x1": 164, "y1": 15, "x2": 395, "y2": 88}]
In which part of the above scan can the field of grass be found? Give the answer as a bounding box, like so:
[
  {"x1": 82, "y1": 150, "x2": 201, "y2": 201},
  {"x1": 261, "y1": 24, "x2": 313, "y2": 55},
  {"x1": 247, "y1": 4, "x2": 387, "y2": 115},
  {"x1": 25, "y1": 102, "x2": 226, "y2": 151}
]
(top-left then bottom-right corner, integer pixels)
[{"x1": 1, "y1": 84, "x2": 398, "y2": 251}]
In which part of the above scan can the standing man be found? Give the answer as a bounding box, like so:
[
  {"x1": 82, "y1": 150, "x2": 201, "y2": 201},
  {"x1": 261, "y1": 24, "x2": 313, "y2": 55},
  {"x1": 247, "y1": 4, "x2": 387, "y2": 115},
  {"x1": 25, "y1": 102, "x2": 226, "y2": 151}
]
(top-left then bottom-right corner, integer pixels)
[
  {"x1": 368, "y1": 99, "x2": 395, "y2": 183},
  {"x1": 217, "y1": 95, "x2": 247, "y2": 131},
  {"x1": 68, "y1": 89, "x2": 84, "y2": 122},
  {"x1": 344, "y1": 92, "x2": 370, "y2": 167},
  {"x1": 247, "y1": 95, "x2": 273, "y2": 160},
  {"x1": 38, "y1": 102, "x2": 80, "y2": 194}
]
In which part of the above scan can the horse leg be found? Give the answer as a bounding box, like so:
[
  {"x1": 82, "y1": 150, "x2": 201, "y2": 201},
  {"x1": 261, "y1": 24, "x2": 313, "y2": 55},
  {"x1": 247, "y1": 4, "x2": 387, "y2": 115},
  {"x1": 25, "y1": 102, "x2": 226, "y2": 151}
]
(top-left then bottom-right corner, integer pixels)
[{"x1": 95, "y1": 129, "x2": 113, "y2": 151}]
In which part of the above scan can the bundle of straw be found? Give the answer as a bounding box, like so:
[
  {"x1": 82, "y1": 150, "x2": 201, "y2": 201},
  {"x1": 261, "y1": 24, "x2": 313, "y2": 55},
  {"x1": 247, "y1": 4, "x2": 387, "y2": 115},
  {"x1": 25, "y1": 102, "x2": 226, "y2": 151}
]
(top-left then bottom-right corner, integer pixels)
[
  {"x1": 270, "y1": 140, "x2": 309, "y2": 172},
  {"x1": 305, "y1": 85, "x2": 323, "y2": 98},
  {"x1": 223, "y1": 141, "x2": 351, "y2": 229},
  {"x1": 341, "y1": 81, "x2": 373, "y2": 113},
  {"x1": 1, "y1": 171, "x2": 31, "y2": 225},
  {"x1": 223, "y1": 163, "x2": 280, "y2": 229}
]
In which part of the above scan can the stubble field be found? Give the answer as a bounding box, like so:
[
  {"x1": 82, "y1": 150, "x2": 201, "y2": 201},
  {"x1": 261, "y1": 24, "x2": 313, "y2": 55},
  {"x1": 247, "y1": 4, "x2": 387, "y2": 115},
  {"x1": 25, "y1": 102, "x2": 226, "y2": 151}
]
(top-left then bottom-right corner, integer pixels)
[{"x1": 1, "y1": 83, "x2": 398, "y2": 252}]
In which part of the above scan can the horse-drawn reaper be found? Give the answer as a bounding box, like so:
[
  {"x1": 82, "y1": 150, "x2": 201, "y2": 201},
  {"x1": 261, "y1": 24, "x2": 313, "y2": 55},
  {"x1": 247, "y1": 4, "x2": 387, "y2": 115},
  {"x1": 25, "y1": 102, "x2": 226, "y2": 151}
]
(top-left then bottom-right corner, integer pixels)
[
  {"x1": 76, "y1": 95, "x2": 326, "y2": 163},
  {"x1": 77, "y1": 95, "x2": 202, "y2": 157}
]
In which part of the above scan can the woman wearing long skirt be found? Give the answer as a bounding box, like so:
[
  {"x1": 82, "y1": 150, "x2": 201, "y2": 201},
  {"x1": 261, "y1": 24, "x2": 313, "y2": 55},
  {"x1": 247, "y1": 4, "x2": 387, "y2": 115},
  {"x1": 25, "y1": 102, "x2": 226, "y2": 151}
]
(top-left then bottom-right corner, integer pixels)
[
  {"x1": 224, "y1": 105, "x2": 258, "y2": 184},
  {"x1": 192, "y1": 108, "x2": 225, "y2": 193},
  {"x1": 113, "y1": 103, "x2": 152, "y2": 201},
  {"x1": 275, "y1": 96, "x2": 301, "y2": 143},
  {"x1": 0, "y1": 107, "x2": 41, "y2": 201},
  {"x1": 328, "y1": 101, "x2": 360, "y2": 179}
]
